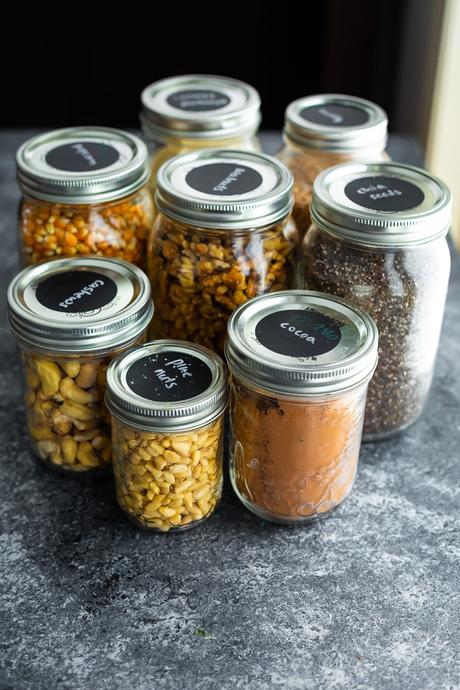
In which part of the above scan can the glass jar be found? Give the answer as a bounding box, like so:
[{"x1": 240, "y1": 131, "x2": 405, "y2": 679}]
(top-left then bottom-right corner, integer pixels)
[
  {"x1": 277, "y1": 94, "x2": 388, "y2": 238},
  {"x1": 106, "y1": 340, "x2": 227, "y2": 532},
  {"x1": 8, "y1": 256, "x2": 153, "y2": 474},
  {"x1": 140, "y1": 75, "x2": 261, "y2": 193},
  {"x1": 225, "y1": 290, "x2": 378, "y2": 524},
  {"x1": 304, "y1": 162, "x2": 452, "y2": 440},
  {"x1": 148, "y1": 149, "x2": 297, "y2": 354},
  {"x1": 17, "y1": 127, "x2": 154, "y2": 268}
]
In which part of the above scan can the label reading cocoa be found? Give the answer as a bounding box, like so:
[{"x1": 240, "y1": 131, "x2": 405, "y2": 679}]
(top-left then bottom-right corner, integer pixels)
[
  {"x1": 166, "y1": 89, "x2": 231, "y2": 112},
  {"x1": 45, "y1": 141, "x2": 120, "y2": 172},
  {"x1": 255, "y1": 308, "x2": 342, "y2": 358},
  {"x1": 344, "y1": 175, "x2": 425, "y2": 212},
  {"x1": 185, "y1": 162, "x2": 263, "y2": 196},
  {"x1": 127, "y1": 352, "x2": 212, "y2": 402},
  {"x1": 299, "y1": 104, "x2": 369, "y2": 127},
  {"x1": 35, "y1": 270, "x2": 118, "y2": 313}
]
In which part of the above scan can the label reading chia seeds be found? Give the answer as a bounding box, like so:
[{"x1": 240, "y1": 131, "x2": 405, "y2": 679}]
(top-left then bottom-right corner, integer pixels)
[
  {"x1": 127, "y1": 352, "x2": 212, "y2": 402},
  {"x1": 300, "y1": 104, "x2": 369, "y2": 127},
  {"x1": 255, "y1": 308, "x2": 342, "y2": 358},
  {"x1": 185, "y1": 162, "x2": 263, "y2": 196},
  {"x1": 35, "y1": 270, "x2": 118, "y2": 313},
  {"x1": 344, "y1": 176, "x2": 425, "y2": 212},
  {"x1": 166, "y1": 89, "x2": 231, "y2": 112},
  {"x1": 45, "y1": 142, "x2": 120, "y2": 172}
]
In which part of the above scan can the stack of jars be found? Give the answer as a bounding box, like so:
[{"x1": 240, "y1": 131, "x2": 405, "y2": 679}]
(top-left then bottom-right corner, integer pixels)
[{"x1": 7, "y1": 75, "x2": 452, "y2": 531}]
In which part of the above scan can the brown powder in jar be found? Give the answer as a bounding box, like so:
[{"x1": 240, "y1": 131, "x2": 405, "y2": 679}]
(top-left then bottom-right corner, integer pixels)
[{"x1": 230, "y1": 377, "x2": 367, "y2": 520}]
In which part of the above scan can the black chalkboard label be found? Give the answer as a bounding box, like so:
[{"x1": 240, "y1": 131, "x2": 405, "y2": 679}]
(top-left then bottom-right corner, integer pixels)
[
  {"x1": 127, "y1": 352, "x2": 212, "y2": 402},
  {"x1": 45, "y1": 142, "x2": 120, "y2": 172},
  {"x1": 167, "y1": 89, "x2": 231, "y2": 112},
  {"x1": 344, "y1": 175, "x2": 425, "y2": 212},
  {"x1": 255, "y1": 308, "x2": 342, "y2": 358},
  {"x1": 185, "y1": 162, "x2": 263, "y2": 196},
  {"x1": 300, "y1": 104, "x2": 369, "y2": 127},
  {"x1": 35, "y1": 270, "x2": 118, "y2": 313}
]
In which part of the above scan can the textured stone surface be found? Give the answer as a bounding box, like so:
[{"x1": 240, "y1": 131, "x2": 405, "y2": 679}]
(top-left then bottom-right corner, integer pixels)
[{"x1": 0, "y1": 130, "x2": 458, "y2": 690}]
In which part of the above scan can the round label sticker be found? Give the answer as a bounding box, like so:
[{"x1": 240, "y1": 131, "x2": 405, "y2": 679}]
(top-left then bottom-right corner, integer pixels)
[
  {"x1": 300, "y1": 104, "x2": 369, "y2": 128},
  {"x1": 45, "y1": 141, "x2": 120, "y2": 172},
  {"x1": 35, "y1": 270, "x2": 118, "y2": 313},
  {"x1": 166, "y1": 89, "x2": 231, "y2": 112},
  {"x1": 255, "y1": 308, "x2": 342, "y2": 358},
  {"x1": 344, "y1": 175, "x2": 425, "y2": 212},
  {"x1": 127, "y1": 352, "x2": 212, "y2": 402},
  {"x1": 185, "y1": 162, "x2": 263, "y2": 196}
]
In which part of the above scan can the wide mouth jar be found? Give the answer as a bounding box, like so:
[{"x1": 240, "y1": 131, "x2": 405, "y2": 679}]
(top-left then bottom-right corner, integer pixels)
[
  {"x1": 140, "y1": 74, "x2": 261, "y2": 142},
  {"x1": 105, "y1": 340, "x2": 228, "y2": 532},
  {"x1": 225, "y1": 290, "x2": 378, "y2": 524},
  {"x1": 284, "y1": 94, "x2": 388, "y2": 153}
]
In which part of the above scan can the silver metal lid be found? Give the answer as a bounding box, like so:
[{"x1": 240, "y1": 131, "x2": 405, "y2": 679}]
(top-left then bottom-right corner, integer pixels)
[
  {"x1": 16, "y1": 127, "x2": 151, "y2": 203},
  {"x1": 105, "y1": 340, "x2": 228, "y2": 432},
  {"x1": 8, "y1": 257, "x2": 153, "y2": 354},
  {"x1": 284, "y1": 94, "x2": 388, "y2": 152},
  {"x1": 311, "y1": 162, "x2": 452, "y2": 248},
  {"x1": 155, "y1": 149, "x2": 293, "y2": 229},
  {"x1": 225, "y1": 290, "x2": 378, "y2": 396},
  {"x1": 141, "y1": 74, "x2": 261, "y2": 141}
]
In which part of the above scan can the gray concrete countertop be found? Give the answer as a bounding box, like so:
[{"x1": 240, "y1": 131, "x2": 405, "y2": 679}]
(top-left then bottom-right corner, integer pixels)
[{"x1": 0, "y1": 131, "x2": 458, "y2": 690}]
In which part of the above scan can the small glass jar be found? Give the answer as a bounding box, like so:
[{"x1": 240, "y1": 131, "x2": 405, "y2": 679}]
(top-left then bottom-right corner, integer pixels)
[
  {"x1": 226, "y1": 290, "x2": 378, "y2": 524},
  {"x1": 106, "y1": 340, "x2": 227, "y2": 532},
  {"x1": 148, "y1": 149, "x2": 297, "y2": 354},
  {"x1": 8, "y1": 256, "x2": 153, "y2": 474},
  {"x1": 17, "y1": 127, "x2": 154, "y2": 268},
  {"x1": 277, "y1": 94, "x2": 388, "y2": 238},
  {"x1": 304, "y1": 162, "x2": 452, "y2": 440},
  {"x1": 140, "y1": 75, "x2": 261, "y2": 193}
]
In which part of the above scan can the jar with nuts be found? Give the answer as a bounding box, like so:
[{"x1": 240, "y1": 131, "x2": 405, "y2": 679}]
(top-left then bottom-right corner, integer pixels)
[
  {"x1": 148, "y1": 149, "x2": 297, "y2": 354},
  {"x1": 277, "y1": 94, "x2": 389, "y2": 239},
  {"x1": 8, "y1": 256, "x2": 153, "y2": 474},
  {"x1": 17, "y1": 127, "x2": 154, "y2": 268},
  {"x1": 106, "y1": 340, "x2": 227, "y2": 532},
  {"x1": 140, "y1": 74, "x2": 261, "y2": 194}
]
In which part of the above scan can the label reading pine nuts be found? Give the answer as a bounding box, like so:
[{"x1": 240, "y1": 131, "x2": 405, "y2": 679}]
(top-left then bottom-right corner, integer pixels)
[
  {"x1": 299, "y1": 104, "x2": 369, "y2": 127},
  {"x1": 166, "y1": 89, "x2": 231, "y2": 112},
  {"x1": 344, "y1": 176, "x2": 425, "y2": 212},
  {"x1": 127, "y1": 352, "x2": 213, "y2": 402},
  {"x1": 255, "y1": 308, "x2": 343, "y2": 358},
  {"x1": 185, "y1": 162, "x2": 263, "y2": 196},
  {"x1": 45, "y1": 141, "x2": 120, "y2": 172}
]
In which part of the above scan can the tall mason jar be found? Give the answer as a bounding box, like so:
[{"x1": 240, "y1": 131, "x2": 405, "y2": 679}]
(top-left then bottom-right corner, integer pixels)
[
  {"x1": 148, "y1": 149, "x2": 297, "y2": 354},
  {"x1": 304, "y1": 162, "x2": 452, "y2": 440},
  {"x1": 17, "y1": 127, "x2": 154, "y2": 268},
  {"x1": 226, "y1": 290, "x2": 378, "y2": 524},
  {"x1": 106, "y1": 340, "x2": 227, "y2": 532},
  {"x1": 277, "y1": 94, "x2": 388, "y2": 238},
  {"x1": 8, "y1": 256, "x2": 153, "y2": 474},
  {"x1": 140, "y1": 75, "x2": 261, "y2": 193}
]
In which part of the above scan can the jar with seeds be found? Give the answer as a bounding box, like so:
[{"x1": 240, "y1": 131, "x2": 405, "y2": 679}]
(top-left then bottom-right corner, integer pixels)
[
  {"x1": 304, "y1": 162, "x2": 451, "y2": 440},
  {"x1": 8, "y1": 256, "x2": 153, "y2": 473},
  {"x1": 148, "y1": 149, "x2": 297, "y2": 354},
  {"x1": 140, "y1": 74, "x2": 261, "y2": 193},
  {"x1": 17, "y1": 127, "x2": 154, "y2": 268},
  {"x1": 277, "y1": 94, "x2": 388, "y2": 239},
  {"x1": 105, "y1": 340, "x2": 227, "y2": 532}
]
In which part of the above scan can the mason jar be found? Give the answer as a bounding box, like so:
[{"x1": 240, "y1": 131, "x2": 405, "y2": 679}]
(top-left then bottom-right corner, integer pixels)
[
  {"x1": 277, "y1": 94, "x2": 388, "y2": 238},
  {"x1": 140, "y1": 74, "x2": 261, "y2": 193},
  {"x1": 8, "y1": 256, "x2": 153, "y2": 474},
  {"x1": 106, "y1": 340, "x2": 227, "y2": 532},
  {"x1": 304, "y1": 162, "x2": 452, "y2": 440},
  {"x1": 148, "y1": 149, "x2": 297, "y2": 354},
  {"x1": 226, "y1": 290, "x2": 378, "y2": 524},
  {"x1": 17, "y1": 127, "x2": 154, "y2": 268}
]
